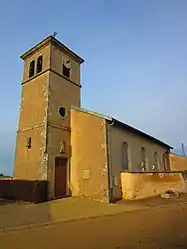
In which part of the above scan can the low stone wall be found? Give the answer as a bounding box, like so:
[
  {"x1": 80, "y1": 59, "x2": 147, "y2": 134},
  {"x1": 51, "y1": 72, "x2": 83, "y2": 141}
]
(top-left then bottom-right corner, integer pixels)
[
  {"x1": 0, "y1": 176, "x2": 13, "y2": 180},
  {"x1": 170, "y1": 154, "x2": 187, "y2": 171},
  {"x1": 0, "y1": 180, "x2": 48, "y2": 203},
  {"x1": 121, "y1": 172, "x2": 186, "y2": 200}
]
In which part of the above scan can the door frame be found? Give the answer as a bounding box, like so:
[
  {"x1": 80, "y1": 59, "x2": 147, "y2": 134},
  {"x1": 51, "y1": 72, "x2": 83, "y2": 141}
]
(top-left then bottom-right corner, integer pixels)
[{"x1": 54, "y1": 156, "x2": 69, "y2": 199}]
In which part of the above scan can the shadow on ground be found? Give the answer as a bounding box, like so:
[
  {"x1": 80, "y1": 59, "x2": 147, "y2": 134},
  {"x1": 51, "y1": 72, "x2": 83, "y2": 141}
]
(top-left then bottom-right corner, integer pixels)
[
  {"x1": 117, "y1": 193, "x2": 187, "y2": 207},
  {"x1": 0, "y1": 199, "x2": 18, "y2": 205},
  {"x1": 0, "y1": 198, "x2": 51, "y2": 230}
]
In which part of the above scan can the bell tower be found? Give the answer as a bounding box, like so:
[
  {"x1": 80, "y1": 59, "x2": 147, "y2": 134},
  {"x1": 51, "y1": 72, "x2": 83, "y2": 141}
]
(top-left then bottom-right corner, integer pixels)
[{"x1": 14, "y1": 36, "x2": 84, "y2": 199}]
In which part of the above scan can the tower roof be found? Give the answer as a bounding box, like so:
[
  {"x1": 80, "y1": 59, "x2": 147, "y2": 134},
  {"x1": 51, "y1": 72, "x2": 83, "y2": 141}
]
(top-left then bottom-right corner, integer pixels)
[{"x1": 20, "y1": 35, "x2": 84, "y2": 64}]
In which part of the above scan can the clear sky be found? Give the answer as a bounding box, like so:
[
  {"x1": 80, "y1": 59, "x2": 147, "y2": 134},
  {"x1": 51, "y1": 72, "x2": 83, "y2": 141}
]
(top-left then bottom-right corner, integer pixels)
[{"x1": 0, "y1": 0, "x2": 187, "y2": 175}]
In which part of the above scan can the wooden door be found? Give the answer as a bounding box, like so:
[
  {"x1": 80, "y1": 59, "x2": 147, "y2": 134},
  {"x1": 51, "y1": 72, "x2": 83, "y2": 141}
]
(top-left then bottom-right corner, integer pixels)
[{"x1": 54, "y1": 157, "x2": 67, "y2": 199}]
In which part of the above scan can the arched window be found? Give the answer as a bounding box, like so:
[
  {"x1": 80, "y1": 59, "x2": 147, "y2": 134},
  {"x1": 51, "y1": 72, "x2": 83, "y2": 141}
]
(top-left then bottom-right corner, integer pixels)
[
  {"x1": 163, "y1": 152, "x2": 170, "y2": 171},
  {"x1": 29, "y1": 60, "x2": 35, "y2": 78},
  {"x1": 153, "y1": 152, "x2": 158, "y2": 170},
  {"x1": 122, "y1": 142, "x2": 128, "y2": 170},
  {"x1": 62, "y1": 59, "x2": 71, "y2": 78},
  {"x1": 140, "y1": 147, "x2": 146, "y2": 170},
  {"x1": 62, "y1": 64, "x2": 70, "y2": 78},
  {"x1": 36, "y1": 56, "x2": 43, "y2": 74}
]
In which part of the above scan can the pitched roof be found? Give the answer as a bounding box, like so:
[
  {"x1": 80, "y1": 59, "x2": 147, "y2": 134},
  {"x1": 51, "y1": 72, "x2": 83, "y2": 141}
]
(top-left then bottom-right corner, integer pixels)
[{"x1": 71, "y1": 105, "x2": 173, "y2": 149}]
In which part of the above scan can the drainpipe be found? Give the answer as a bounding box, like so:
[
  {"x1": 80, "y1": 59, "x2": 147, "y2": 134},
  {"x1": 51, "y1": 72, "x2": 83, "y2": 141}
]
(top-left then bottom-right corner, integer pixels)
[{"x1": 106, "y1": 119, "x2": 114, "y2": 203}]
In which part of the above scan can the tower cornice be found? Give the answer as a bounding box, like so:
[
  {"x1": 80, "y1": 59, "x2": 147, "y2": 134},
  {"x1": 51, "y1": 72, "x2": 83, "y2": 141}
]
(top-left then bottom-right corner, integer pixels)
[{"x1": 20, "y1": 35, "x2": 84, "y2": 64}]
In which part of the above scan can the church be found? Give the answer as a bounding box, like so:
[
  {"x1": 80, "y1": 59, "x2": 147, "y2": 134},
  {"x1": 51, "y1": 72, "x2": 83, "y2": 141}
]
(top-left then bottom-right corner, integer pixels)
[{"x1": 14, "y1": 35, "x2": 180, "y2": 203}]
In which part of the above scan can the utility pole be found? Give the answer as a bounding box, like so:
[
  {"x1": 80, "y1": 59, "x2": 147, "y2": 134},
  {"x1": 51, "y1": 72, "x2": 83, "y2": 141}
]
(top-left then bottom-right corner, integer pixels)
[{"x1": 181, "y1": 143, "x2": 186, "y2": 157}]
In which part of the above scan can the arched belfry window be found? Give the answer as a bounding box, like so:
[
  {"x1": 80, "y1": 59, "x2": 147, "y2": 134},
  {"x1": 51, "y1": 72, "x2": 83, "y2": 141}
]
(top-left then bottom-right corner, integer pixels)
[
  {"x1": 62, "y1": 58, "x2": 71, "y2": 78},
  {"x1": 29, "y1": 60, "x2": 35, "y2": 78},
  {"x1": 36, "y1": 56, "x2": 43, "y2": 74}
]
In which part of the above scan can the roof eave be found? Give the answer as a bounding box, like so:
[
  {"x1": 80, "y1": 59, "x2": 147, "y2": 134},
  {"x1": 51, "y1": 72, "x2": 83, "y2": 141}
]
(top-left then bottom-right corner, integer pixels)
[
  {"x1": 20, "y1": 35, "x2": 84, "y2": 64},
  {"x1": 112, "y1": 118, "x2": 173, "y2": 149},
  {"x1": 20, "y1": 36, "x2": 51, "y2": 60}
]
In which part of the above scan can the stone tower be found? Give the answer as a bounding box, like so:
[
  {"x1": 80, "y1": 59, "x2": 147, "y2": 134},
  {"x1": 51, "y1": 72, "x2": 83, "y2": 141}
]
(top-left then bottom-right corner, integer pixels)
[{"x1": 14, "y1": 36, "x2": 84, "y2": 199}]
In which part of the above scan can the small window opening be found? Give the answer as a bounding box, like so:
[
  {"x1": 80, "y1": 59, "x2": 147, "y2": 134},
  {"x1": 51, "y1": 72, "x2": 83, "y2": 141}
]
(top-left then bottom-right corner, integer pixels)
[
  {"x1": 58, "y1": 107, "x2": 66, "y2": 118},
  {"x1": 29, "y1": 60, "x2": 35, "y2": 78},
  {"x1": 62, "y1": 64, "x2": 70, "y2": 78},
  {"x1": 37, "y1": 56, "x2": 43, "y2": 74},
  {"x1": 26, "y1": 137, "x2": 32, "y2": 149}
]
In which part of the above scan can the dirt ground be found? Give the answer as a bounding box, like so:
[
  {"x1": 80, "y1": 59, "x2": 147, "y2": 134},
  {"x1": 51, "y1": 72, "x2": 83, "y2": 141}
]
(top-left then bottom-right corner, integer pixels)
[{"x1": 1, "y1": 202, "x2": 187, "y2": 249}]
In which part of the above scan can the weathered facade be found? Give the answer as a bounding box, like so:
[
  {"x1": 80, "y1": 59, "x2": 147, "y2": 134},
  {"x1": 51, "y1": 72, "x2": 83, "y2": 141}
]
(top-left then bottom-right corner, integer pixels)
[
  {"x1": 14, "y1": 36, "x2": 84, "y2": 199},
  {"x1": 70, "y1": 106, "x2": 172, "y2": 202},
  {"x1": 70, "y1": 107, "x2": 109, "y2": 202},
  {"x1": 107, "y1": 121, "x2": 171, "y2": 201},
  {"x1": 121, "y1": 172, "x2": 186, "y2": 200},
  {"x1": 14, "y1": 36, "x2": 178, "y2": 203}
]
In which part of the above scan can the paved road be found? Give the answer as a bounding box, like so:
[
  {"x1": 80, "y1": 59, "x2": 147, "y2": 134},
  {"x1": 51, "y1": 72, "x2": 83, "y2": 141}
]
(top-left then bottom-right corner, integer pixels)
[{"x1": 1, "y1": 202, "x2": 187, "y2": 249}]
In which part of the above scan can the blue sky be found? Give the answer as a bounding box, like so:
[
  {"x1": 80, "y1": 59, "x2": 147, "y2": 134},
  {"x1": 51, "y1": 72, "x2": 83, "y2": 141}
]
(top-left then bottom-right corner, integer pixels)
[{"x1": 0, "y1": 0, "x2": 187, "y2": 175}]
